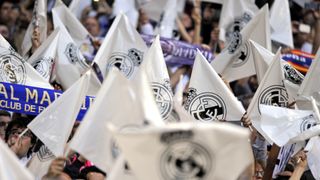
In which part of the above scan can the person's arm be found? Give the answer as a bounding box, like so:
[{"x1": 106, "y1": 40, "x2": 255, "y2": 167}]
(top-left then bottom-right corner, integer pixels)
[
  {"x1": 192, "y1": 0, "x2": 202, "y2": 44},
  {"x1": 176, "y1": 17, "x2": 193, "y2": 43},
  {"x1": 289, "y1": 151, "x2": 307, "y2": 180},
  {"x1": 312, "y1": 11, "x2": 320, "y2": 54}
]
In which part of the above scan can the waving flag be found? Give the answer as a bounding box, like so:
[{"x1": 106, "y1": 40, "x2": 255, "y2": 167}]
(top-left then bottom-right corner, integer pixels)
[
  {"x1": 212, "y1": 5, "x2": 271, "y2": 81},
  {"x1": 28, "y1": 72, "x2": 90, "y2": 156},
  {"x1": 27, "y1": 28, "x2": 60, "y2": 82},
  {"x1": 0, "y1": 139, "x2": 34, "y2": 180},
  {"x1": 185, "y1": 50, "x2": 245, "y2": 122},
  {"x1": 93, "y1": 13, "x2": 147, "y2": 79},
  {"x1": 0, "y1": 34, "x2": 12, "y2": 50},
  {"x1": 112, "y1": 122, "x2": 253, "y2": 180},
  {"x1": 306, "y1": 136, "x2": 320, "y2": 180},
  {"x1": 68, "y1": 0, "x2": 92, "y2": 19},
  {"x1": 21, "y1": 0, "x2": 47, "y2": 57},
  {"x1": 112, "y1": 0, "x2": 139, "y2": 27},
  {"x1": 140, "y1": 35, "x2": 173, "y2": 120}
]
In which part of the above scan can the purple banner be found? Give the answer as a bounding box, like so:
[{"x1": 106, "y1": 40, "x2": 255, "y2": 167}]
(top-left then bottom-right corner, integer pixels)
[{"x1": 141, "y1": 34, "x2": 214, "y2": 66}]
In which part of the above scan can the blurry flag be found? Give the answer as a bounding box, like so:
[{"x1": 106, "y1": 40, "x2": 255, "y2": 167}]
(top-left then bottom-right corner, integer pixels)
[
  {"x1": 0, "y1": 34, "x2": 12, "y2": 50},
  {"x1": 141, "y1": 0, "x2": 169, "y2": 23},
  {"x1": 27, "y1": 145, "x2": 55, "y2": 179},
  {"x1": 281, "y1": 60, "x2": 304, "y2": 100},
  {"x1": 154, "y1": 0, "x2": 178, "y2": 38},
  {"x1": 297, "y1": 49, "x2": 320, "y2": 104},
  {"x1": 52, "y1": 9, "x2": 90, "y2": 89},
  {"x1": 53, "y1": 2, "x2": 91, "y2": 46},
  {"x1": 93, "y1": 13, "x2": 147, "y2": 79},
  {"x1": 112, "y1": 0, "x2": 139, "y2": 27},
  {"x1": 28, "y1": 72, "x2": 90, "y2": 156},
  {"x1": 270, "y1": 0, "x2": 294, "y2": 48},
  {"x1": 21, "y1": 0, "x2": 47, "y2": 57},
  {"x1": 112, "y1": 122, "x2": 253, "y2": 180},
  {"x1": 0, "y1": 139, "x2": 34, "y2": 180},
  {"x1": 108, "y1": 155, "x2": 137, "y2": 180},
  {"x1": 212, "y1": 5, "x2": 271, "y2": 81},
  {"x1": 218, "y1": 0, "x2": 258, "y2": 43},
  {"x1": 185, "y1": 50, "x2": 245, "y2": 122},
  {"x1": 0, "y1": 47, "x2": 53, "y2": 89},
  {"x1": 69, "y1": 69, "x2": 149, "y2": 173},
  {"x1": 246, "y1": 49, "x2": 291, "y2": 143},
  {"x1": 69, "y1": 0, "x2": 92, "y2": 19},
  {"x1": 140, "y1": 35, "x2": 173, "y2": 120},
  {"x1": 306, "y1": 136, "x2": 320, "y2": 180},
  {"x1": 250, "y1": 40, "x2": 274, "y2": 83},
  {"x1": 260, "y1": 105, "x2": 320, "y2": 146},
  {"x1": 27, "y1": 28, "x2": 60, "y2": 82}
]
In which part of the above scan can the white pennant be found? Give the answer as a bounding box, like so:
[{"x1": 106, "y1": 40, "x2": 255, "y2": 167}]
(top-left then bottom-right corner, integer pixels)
[
  {"x1": 108, "y1": 155, "x2": 138, "y2": 180},
  {"x1": 27, "y1": 28, "x2": 60, "y2": 82},
  {"x1": 306, "y1": 136, "x2": 320, "y2": 180},
  {"x1": 0, "y1": 139, "x2": 34, "y2": 180},
  {"x1": 52, "y1": 9, "x2": 90, "y2": 89},
  {"x1": 112, "y1": 0, "x2": 139, "y2": 27},
  {"x1": 28, "y1": 72, "x2": 90, "y2": 156},
  {"x1": 154, "y1": 0, "x2": 178, "y2": 38},
  {"x1": 212, "y1": 5, "x2": 271, "y2": 82},
  {"x1": 270, "y1": 0, "x2": 294, "y2": 48},
  {"x1": 0, "y1": 47, "x2": 53, "y2": 89},
  {"x1": 185, "y1": 50, "x2": 245, "y2": 122},
  {"x1": 111, "y1": 122, "x2": 253, "y2": 180},
  {"x1": 140, "y1": 35, "x2": 173, "y2": 120},
  {"x1": 0, "y1": 34, "x2": 12, "y2": 50},
  {"x1": 68, "y1": 0, "x2": 92, "y2": 20},
  {"x1": 93, "y1": 13, "x2": 147, "y2": 79},
  {"x1": 21, "y1": 0, "x2": 47, "y2": 57}
]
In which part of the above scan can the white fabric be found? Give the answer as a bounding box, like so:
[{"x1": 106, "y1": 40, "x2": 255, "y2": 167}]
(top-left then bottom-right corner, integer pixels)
[
  {"x1": 141, "y1": 0, "x2": 169, "y2": 22},
  {"x1": 27, "y1": 28, "x2": 60, "y2": 82},
  {"x1": 186, "y1": 50, "x2": 245, "y2": 122},
  {"x1": 112, "y1": 0, "x2": 139, "y2": 27},
  {"x1": 306, "y1": 136, "x2": 320, "y2": 180},
  {"x1": 112, "y1": 122, "x2": 253, "y2": 180},
  {"x1": 21, "y1": 0, "x2": 47, "y2": 57},
  {"x1": 270, "y1": 0, "x2": 294, "y2": 48},
  {"x1": 107, "y1": 155, "x2": 138, "y2": 180},
  {"x1": 0, "y1": 139, "x2": 34, "y2": 180},
  {"x1": 154, "y1": 0, "x2": 178, "y2": 38},
  {"x1": 93, "y1": 13, "x2": 147, "y2": 79},
  {"x1": 68, "y1": 0, "x2": 92, "y2": 19},
  {"x1": 0, "y1": 47, "x2": 53, "y2": 89},
  {"x1": 212, "y1": 5, "x2": 271, "y2": 81},
  {"x1": 28, "y1": 72, "x2": 90, "y2": 156},
  {"x1": 0, "y1": 34, "x2": 12, "y2": 50}
]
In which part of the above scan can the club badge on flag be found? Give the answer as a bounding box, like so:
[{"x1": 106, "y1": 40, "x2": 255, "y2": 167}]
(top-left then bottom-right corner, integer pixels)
[
  {"x1": 111, "y1": 122, "x2": 253, "y2": 180},
  {"x1": 185, "y1": 50, "x2": 245, "y2": 122}
]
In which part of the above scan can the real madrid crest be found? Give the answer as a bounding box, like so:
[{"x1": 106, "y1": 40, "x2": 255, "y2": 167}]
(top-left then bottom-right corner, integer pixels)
[
  {"x1": 283, "y1": 64, "x2": 304, "y2": 85},
  {"x1": 159, "y1": 130, "x2": 213, "y2": 180},
  {"x1": 0, "y1": 51, "x2": 26, "y2": 84},
  {"x1": 64, "y1": 43, "x2": 89, "y2": 69},
  {"x1": 107, "y1": 48, "x2": 143, "y2": 78},
  {"x1": 152, "y1": 79, "x2": 173, "y2": 120},
  {"x1": 184, "y1": 88, "x2": 227, "y2": 122},
  {"x1": 300, "y1": 114, "x2": 318, "y2": 132},
  {"x1": 232, "y1": 41, "x2": 250, "y2": 67},
  {"x1": 33, "y1": 57, "x2": 54, "y2": 80},
  {"x1": 37, "y1": 145, "x2": 55, "y2": 162},
  {"x1": 258, "y1": 85, "x2": 289, "y2": 113}
]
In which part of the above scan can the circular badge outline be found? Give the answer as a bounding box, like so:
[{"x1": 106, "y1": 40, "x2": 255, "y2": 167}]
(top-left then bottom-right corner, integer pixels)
[
  {"x1": 151, "y1": 82, "x2": 173, "y2": 120},
  {"x1": 231, "y1": 41, "x2": 250, "y2": 68},
  {"x1": 0, "y1": 51, "x2": 27, "y2": 84},
  {"x1": 107, "y1": 52, "x2": 135, "y2": 78},
  {"x1": 258, "y1": 85, "x2": 289, "y2": 114}
]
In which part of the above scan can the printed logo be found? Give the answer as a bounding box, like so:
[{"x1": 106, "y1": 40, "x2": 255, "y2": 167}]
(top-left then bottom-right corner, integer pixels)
[
  {"x1": 33, "y1": 57, "x2": 54, "y2": 80},
  {"x1": 152, "y1": 80, "x2": 173, "y2": 120},
  {"x1": 226, "y1": 12, "x2": 252, "y2": 43},
  {"x1": 37, "y1": 145, "x2": 55, "y2": 162},
  {"x1": 0, "y1": 52, "x2": 26, "y2": 84},
  {"x1": 107, "y1": 48, "x2": 143, "y2": 78},
  {"x1": 232, "y1": 41, "x2": 250, "y2": 67},
  {"x1": 160, "y1": 131, "x2": 212, "y2": 180},
  {"x1": 258, "y1": 85, "x2": 289, "y2": 113},
  {"x1": 300, "y1": 114, "x2": 318, "y2": 132},
  {"x1": 283, "y1": 64, "x2": 304, "y2": 85},
  {"x1": 185, "y1": 88, "x2": 226, "y2": 122},
  {"x1": 64, "y1": 43, "x2": 89, "y2": 69}
]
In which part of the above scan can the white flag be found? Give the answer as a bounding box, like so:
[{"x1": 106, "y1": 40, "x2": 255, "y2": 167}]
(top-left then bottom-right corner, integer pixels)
[
  {"x1": 27, "y1": 145, "x2": 55, "y2": 179},
  {"x1": 270, "y1": 0, "x2": 294, "y2": 48},
  {"x1": 219, "y1": 0, "x2": 258, "y2": 42},
  {"x1": 281, "y1": 60, "x2": 304, "y2": 100},
  {"x1": 21, "y1": 0, "x2": 47, "y2": 57},
  {"x1": 27, "y1": 28, "x2": 60, "y2": 82},
  {"x1": 306, "y1": 136, "x2": 320, "y2": 180},
  {"x1": 0, "y1": 47, "x2": 53, "y2": 89},
  {"x1": 69, "y1": 69, "x2": 148, "y2": 173},
  {"x1": 68, "y1": 0, "x2": 92, "y2": 20},
  {"x1": 52, "y1": 9, "x2": 90, "y2": 89},
  {"x1": 247, "y1": 49, "x2": 291, "y2": 143},
  {"x1": 112, "y1": 122, "x2": 253, "y2": 180},
  {"x1": 260, "y1": 105, "x2": 320, "y2": 146},
  {"x1": 28, "y1": 72, "x2": 90, "y2": 156},
  {"x1": 250, "y1": 40, "x2": 274, "y2": 83},
  {"x1": 108, "y1": 155, "x2": 138, "y2": 180},
  {"x1": 212, "y1": 5, "x2": 271, "y2": 81},
  {"x1": 154, "y1": 0, "x2": 178, "y2": 38},
  {"x1": 112, "y1": 0, "x2": 139, "y2": 28},
  {"x1": 0, "y1": 34, "x2": 12, "y2": 50},
  {"x1": 93, "y1": 13, "x2": 147, "y2": 79},
  {"x1": 53, "y1": 3, "x2": 91, "y2": 46},
  {"x1": 141, "y1": 0, "x2": 169, "y2": 22},
  {"x1": 185, "y1": 50, "x2": 245, "y2": 122},
  {"x1": 141, "y1": 35, "x2": 173, "y2": 120},
  {"x1": 0, "y1": 139, "x2": 34, "y2": 180}
]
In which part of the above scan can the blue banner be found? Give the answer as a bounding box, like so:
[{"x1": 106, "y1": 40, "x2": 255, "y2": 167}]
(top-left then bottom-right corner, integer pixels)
[{"x1": 0, "y1": 82, "x2": 94, "y2": 120}]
